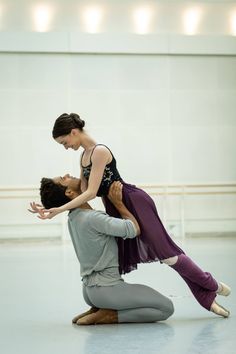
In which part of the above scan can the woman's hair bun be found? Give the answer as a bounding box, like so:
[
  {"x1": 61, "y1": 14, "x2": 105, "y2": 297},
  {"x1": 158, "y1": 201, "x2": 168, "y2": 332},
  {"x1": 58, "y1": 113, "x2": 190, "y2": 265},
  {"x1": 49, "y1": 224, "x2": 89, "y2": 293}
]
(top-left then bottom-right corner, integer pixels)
[{"x1": 70, "y1": 113, "x2": 85, "y2": 129}]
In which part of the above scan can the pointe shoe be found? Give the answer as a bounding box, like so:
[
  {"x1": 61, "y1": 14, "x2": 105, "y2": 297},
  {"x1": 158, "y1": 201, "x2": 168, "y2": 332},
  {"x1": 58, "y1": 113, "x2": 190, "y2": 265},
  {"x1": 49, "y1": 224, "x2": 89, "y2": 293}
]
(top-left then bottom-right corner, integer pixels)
[
  {"x1": 72, "y1": 307, "x2": 99, "y2": 323},
  {"x1": 77, "y1": 309, "x2": 118, "y2": 325},
  {"x1": 217, "y1": 282, "x2": 231, "y2": 297},
  {"x1": 210, "y1": 301, "x2": 230, "y2": 318}
]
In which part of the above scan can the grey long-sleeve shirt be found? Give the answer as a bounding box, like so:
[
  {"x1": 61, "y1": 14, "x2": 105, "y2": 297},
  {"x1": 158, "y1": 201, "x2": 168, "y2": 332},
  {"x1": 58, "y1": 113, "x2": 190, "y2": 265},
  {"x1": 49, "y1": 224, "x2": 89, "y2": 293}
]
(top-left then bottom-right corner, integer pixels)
[{"x1": 68, "y1": 208, "x2": 137, "y2": 286}]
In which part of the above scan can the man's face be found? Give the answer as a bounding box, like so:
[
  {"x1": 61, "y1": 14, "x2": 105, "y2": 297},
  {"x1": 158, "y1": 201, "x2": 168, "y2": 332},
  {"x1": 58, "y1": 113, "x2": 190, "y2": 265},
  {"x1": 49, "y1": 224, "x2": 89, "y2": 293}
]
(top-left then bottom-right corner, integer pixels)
[{"x1": 53, "y1": 174, "x2": 81, "y2": 194}]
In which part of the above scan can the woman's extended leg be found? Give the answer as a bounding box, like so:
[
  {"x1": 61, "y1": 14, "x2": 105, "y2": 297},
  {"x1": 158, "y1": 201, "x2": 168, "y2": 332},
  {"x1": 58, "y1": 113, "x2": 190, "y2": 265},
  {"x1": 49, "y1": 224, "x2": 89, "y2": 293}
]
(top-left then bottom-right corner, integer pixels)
[
  {"x1": 162, "y1": 254, "x2": 218, "y2": 310},
  {"x1": 162, "y1": 255, "x2": 230, "y2": 316}
]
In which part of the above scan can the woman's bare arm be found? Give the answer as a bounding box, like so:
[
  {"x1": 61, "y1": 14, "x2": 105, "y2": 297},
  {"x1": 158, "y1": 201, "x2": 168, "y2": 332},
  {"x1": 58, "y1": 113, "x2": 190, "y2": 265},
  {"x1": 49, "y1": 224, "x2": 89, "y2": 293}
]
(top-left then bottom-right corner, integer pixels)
[{"x1": 39, "y1": 146, "x2": 111, "y2": 219}]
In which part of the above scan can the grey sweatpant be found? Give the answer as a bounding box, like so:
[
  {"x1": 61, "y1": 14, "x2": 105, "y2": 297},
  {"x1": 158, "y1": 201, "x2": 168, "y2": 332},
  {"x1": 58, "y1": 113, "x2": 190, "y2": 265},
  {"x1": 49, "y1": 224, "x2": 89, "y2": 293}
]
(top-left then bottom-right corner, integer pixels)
[{"x1": 83, "y1": 280, "x2": 174, "y2": 323}]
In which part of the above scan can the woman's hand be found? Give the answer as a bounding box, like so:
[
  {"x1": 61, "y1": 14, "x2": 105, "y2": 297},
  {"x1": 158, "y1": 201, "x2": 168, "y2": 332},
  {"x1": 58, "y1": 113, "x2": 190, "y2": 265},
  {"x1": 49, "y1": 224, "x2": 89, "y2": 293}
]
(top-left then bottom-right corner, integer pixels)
[
  {"x1": 28, "y1": 202, "x2": 64, "y2": 220},
  {"x1": 37, "y1": 207, "x2": 64, "y2": 220},
  {"x1": 28, "y1": 202, "x2": 45, "y2": 214}
]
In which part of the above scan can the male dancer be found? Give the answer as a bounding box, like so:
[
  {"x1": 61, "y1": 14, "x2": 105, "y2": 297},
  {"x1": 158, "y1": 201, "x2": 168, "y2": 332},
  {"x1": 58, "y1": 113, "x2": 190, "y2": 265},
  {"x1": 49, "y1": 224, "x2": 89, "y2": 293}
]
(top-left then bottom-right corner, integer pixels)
[{"x1": 31, "y1": 176, "x2": 174, "y2": 325}]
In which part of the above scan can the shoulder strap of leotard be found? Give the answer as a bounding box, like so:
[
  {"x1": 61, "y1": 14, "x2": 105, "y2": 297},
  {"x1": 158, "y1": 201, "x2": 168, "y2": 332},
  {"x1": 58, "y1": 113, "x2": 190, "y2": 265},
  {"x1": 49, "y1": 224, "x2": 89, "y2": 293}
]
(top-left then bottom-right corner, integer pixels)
[{"x1": 90, "y1": 144, "x2": 114, "y2": 164}]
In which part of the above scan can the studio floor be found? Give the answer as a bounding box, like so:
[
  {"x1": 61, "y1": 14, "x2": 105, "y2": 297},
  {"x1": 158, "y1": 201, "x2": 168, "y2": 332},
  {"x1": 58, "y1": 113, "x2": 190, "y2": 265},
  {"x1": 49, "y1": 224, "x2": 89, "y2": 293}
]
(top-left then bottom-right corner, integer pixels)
[{"x1": 0, "y1": 237, "x2": 235, "y2": 354}]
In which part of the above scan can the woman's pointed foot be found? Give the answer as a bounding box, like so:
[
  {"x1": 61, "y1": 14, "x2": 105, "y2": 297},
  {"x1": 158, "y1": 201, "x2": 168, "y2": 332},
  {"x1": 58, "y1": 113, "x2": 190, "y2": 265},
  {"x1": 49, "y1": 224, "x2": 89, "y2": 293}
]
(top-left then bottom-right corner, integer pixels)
[
  {"x1": 217, "y1": 282, "x2": 231, "y2": 297},
  {"x1": 210, "y1": 301, "x2": 230, "y2": 318}
]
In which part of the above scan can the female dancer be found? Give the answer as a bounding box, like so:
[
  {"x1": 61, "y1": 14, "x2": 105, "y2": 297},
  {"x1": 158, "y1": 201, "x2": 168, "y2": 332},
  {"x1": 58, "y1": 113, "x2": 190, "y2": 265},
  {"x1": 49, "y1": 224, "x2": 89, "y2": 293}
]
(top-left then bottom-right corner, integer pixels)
[{"x1": 33, "y1": 112, "x2": 231, "y2": 317}]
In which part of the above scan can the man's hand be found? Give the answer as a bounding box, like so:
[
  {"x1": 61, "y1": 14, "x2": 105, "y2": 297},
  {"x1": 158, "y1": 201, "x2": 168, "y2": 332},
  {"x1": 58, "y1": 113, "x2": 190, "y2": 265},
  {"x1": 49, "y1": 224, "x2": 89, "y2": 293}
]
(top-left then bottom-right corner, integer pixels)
[
  {"x1": 108, "y1": 181, "x2": 140, "y2": 236},
  {"x1": 108, "y1": 181, "x2": 123, "y2": 206}
]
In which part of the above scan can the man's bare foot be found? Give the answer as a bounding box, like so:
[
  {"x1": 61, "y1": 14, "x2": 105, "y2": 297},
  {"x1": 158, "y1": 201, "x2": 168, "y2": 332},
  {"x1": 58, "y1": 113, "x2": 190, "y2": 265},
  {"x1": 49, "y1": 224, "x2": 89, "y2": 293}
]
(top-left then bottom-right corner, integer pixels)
[{"x1": 72, "y1": 307, "x2": 99, "y2": 323}]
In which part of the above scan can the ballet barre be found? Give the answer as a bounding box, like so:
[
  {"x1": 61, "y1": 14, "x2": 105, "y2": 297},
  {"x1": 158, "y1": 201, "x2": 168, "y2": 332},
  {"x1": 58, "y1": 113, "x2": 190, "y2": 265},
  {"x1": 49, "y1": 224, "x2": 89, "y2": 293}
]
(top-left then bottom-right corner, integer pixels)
[{"x1": 0, "y1": 183, "x2": 236, "y2": 240}]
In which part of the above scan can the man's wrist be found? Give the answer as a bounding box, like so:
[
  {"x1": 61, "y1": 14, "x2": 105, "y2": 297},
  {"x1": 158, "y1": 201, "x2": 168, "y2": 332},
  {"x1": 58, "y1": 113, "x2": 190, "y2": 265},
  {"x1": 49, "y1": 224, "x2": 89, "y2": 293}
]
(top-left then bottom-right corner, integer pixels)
[{"x1": 112, "y1": 201, "x2": 124, "y2": 210}]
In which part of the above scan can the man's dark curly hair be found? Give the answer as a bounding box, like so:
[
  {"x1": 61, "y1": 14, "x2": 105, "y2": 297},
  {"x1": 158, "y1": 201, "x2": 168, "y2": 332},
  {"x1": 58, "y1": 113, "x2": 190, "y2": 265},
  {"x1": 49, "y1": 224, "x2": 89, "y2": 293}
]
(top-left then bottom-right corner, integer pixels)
[{"x1": 40, "y1": 178, "x2": 71, "y2": 209}]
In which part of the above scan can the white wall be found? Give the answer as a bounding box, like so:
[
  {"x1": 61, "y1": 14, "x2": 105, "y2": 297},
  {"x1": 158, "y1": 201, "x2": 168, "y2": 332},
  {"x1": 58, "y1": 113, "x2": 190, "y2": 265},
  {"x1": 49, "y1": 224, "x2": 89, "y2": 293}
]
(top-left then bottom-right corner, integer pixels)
[
  {"x1": 0, "y1": 52, "x2": 235, "y2": 185},
  {"x1": 0, "y1": 0, "x2": 235, "y2": 239}
]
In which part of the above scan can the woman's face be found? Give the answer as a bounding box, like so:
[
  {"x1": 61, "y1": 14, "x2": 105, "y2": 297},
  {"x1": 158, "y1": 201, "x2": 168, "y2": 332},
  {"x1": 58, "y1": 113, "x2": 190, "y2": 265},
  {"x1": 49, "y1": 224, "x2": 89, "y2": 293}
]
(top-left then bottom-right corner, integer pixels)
[{"x1": 55, "y1": 129, "x2": 81, "y2": 150}]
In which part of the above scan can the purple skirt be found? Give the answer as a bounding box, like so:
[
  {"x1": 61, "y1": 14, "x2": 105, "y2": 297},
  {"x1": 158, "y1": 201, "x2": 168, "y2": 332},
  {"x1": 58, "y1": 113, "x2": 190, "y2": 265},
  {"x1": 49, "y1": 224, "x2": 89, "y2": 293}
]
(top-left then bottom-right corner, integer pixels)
[{"x1": 104, "y1": 182, "x2": 184, "y2": 274}]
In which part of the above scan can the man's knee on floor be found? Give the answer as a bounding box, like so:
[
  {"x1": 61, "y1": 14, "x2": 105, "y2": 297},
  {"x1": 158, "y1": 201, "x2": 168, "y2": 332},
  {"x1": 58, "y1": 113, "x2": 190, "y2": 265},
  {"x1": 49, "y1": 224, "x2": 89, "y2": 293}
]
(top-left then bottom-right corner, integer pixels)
[{"x1": 163, "y1": 298, "x2": 174, "y2": 320}]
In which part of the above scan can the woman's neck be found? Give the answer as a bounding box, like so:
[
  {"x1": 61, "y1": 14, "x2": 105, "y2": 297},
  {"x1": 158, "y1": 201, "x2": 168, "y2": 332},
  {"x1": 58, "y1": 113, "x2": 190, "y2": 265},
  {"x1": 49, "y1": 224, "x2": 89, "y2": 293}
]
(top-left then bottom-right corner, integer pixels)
[{"x1": 80, "y1": 132, "x2": 97, "y2": 150}]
